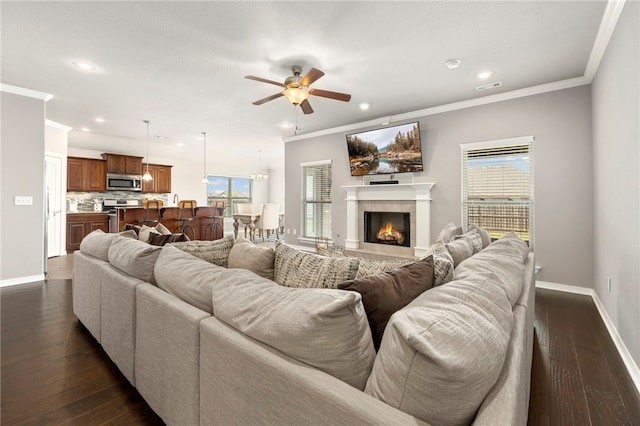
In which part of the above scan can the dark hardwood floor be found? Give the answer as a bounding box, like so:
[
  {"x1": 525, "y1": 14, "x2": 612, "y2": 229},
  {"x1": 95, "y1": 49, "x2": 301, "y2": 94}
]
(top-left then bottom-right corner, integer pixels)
[
  {"x1": 2, "y1": 280, "x2": 639, "y2": 425},
  {"x1": 528, "y1": 289, "x2": 640, "y2": 426}
]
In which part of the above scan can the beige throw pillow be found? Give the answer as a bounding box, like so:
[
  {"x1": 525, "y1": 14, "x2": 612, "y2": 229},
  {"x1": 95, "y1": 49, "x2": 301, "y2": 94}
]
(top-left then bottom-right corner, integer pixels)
[
  {"x1": 138, "y1": 225, "x2": 161, "y2": 243},
  {"x1": 228, "y1": 237, "x2": 275, "y2": 280}
]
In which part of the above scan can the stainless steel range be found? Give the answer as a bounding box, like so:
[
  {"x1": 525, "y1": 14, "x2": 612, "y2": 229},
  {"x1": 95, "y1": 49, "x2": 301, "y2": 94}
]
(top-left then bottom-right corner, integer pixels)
[{"x1": 103, "y1": 198, "x2": 141, "y2": 213}]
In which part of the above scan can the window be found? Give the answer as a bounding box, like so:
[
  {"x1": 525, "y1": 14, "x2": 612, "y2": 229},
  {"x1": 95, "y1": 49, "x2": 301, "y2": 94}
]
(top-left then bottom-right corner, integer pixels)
[
  {"x1": 460, "y1": 136, "x2": 534, "y2": 248},
  {"x1": 206, "y1": 176, "x2": 251, "y2": 217},
  {"x1": 302, "y1": 160, "x2": 332, "y2": 239}
]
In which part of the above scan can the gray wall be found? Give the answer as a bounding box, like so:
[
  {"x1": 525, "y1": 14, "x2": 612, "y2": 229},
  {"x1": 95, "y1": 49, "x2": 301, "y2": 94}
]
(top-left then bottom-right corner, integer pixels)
[
  {"x1": 592, "y1": 1, "x2": 639, "y2": 367},
  {"x1": 1, "y1": 92, "x2": 46, "y2": 282},
  {"x1": 284, "y1": 85, "x2": 594, "y2": 289}
]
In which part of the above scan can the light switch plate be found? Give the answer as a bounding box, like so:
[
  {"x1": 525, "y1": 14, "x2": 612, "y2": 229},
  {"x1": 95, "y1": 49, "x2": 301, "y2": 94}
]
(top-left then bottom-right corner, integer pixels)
[{"x1": 14, "y1": 196, "x2": 33, "y2": 206}]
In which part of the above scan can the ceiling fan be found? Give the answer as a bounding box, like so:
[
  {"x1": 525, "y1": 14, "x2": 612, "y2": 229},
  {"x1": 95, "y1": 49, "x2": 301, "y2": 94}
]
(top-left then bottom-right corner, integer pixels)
[{"x1": 245, "y1": 65, "x2": 351, "y2": 114}]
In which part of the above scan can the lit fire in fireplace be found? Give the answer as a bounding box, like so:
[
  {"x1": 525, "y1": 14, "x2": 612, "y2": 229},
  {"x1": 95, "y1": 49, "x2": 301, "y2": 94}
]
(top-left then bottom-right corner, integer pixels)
[{"x1": 376, "y1": 223, "x2": 405, "y2": 245}]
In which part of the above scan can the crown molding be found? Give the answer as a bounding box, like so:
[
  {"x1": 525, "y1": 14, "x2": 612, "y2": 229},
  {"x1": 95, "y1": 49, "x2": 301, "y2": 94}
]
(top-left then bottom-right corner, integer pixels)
[
  {"x1": 283, "y1": 76, "x2": 589, "y2": 143},
  {"x1": 584, "y1": 0, "x2": 627, "y2": 82},
  {"x1": 45, "y1": 119, "x2": 72, "y2": 132},
  {"x1": 285, "y1": 0, "x2": 624, "y2": 143},
  {"x1": 0, "y1": 83, "x2": 53, "y2": 102}
]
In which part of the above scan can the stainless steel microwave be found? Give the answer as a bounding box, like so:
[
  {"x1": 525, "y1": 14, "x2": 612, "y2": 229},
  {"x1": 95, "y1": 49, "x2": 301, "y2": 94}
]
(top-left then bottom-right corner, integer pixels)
[{"x1": 106, "y1": 173, "x2": 142, "y2": 191}]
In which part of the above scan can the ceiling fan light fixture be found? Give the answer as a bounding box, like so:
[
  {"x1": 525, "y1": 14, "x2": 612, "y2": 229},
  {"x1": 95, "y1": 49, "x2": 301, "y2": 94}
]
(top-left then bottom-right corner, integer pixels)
[{"x1": 283, "y1": 86, "x2": 310, "y2": 105}]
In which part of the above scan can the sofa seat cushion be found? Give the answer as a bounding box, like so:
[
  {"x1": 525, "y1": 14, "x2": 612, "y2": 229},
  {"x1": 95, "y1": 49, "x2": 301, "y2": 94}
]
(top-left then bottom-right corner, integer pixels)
[
  {"x1": 273, "y1": 242, "x2": 359, "y2": 289},
  {"x1": 365, "y1": 271, "x2": 513, "y2": 426},
  {"x1": 108, "y1": 236, "x2": 162, "y2": 283},
  {"x1": 454, "y1": 233, "x2": 528, "y2": 307},
  {"x1": 79, "y1": 229, "x2": 117, "y2": 261},
  {"x1": 155, "y1": 245, "x2": 228, "y2": 314},
  {"x1": 338, "y1": 256, "x2": 434, "y2": 350},
  {"x1": 210, "y1": 269, "x2": 375, "y2": 390},
  {"x1": 228, "y1": 237, "x2": 275, "y2": 280},
  {"x1": 171, "y1": 235, "x2": 234, "y2": 268}
]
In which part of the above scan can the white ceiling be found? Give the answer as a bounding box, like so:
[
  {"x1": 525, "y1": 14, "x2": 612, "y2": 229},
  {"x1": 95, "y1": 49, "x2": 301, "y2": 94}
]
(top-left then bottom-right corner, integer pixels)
[{"x1": 2, "y1": 1, "x2": 608, "y2": 165}]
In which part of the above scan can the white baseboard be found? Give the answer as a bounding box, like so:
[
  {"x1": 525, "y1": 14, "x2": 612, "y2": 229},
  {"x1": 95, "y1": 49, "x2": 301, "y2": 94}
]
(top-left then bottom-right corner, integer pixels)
[
  {"x1": 0, "y1": 274, "x2": 46, "y2": 287},
  {"x1": 535, "y1": 280, "x2": 640, "y2": 395}
]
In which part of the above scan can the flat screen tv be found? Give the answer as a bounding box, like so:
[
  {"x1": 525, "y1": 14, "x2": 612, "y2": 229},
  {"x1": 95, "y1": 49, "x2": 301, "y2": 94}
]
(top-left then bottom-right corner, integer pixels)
[{"x1": 346, "y1": 122, "x2": 423, "y2": 176}]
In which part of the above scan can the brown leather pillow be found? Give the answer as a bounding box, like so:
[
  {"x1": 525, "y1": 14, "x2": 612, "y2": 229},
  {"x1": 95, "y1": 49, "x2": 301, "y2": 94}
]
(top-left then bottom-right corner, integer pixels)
[
  {"x1": 338, "y1": 256, "x2": 434, "y2": 350},
  {"x1": 148, "y1": 233, "x2": 190, "y2": 246}
]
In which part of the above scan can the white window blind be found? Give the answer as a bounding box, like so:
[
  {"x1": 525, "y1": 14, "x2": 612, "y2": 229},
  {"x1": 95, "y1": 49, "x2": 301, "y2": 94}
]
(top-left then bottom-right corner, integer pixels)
[
  {"x1": 461, "y1": 137, "x2": 534, "y2": 248},
  {"x1": 302, "y1": 161, "x2": 332, "y2": 239}
]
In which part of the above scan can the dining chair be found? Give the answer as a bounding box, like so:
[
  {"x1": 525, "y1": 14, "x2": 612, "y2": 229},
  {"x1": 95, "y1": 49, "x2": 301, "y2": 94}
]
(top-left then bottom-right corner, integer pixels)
[{"x1": 255, "y1": 203, "x2": 280, "y2": 242}]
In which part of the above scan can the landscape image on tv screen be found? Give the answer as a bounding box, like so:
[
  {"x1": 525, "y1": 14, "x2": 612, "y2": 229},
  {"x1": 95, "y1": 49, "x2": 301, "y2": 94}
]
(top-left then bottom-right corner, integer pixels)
[{"x1": 346, "y1": 122, "x2": 423, "y2": 176}]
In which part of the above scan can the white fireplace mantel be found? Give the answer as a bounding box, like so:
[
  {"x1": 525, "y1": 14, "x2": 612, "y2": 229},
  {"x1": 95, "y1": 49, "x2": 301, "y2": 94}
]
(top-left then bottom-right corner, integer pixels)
[{"x1": 341, "y1": 183, "x2": 435, "y2": 257}]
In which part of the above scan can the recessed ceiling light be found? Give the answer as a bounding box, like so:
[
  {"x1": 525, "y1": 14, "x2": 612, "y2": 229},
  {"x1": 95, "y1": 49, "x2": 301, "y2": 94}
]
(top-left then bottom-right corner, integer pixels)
[
  {"x1": 446, "y1": 59, "x2": 461, "y2": 69},
  {"x1": 476, "y1": 70, "x2": 493, "y2": 80},
  {"x1": 72, "y1": 61, "x2": 96, "y2": 71},
  {"x1": 359, "y1": 102, "x2": 371, "y2": 110},
  {"x1": 81, "y1": 127, "x2": 90, "y2": 132},
  {"x1": 95, "y1": 117, "x2": 105, "y2": 123},
  {"x1": 278, "y1": 122, "x2": 293, "y2": 129},
  {"x1": 176, "y1": 142, "x2": 184, "y2": 147}
]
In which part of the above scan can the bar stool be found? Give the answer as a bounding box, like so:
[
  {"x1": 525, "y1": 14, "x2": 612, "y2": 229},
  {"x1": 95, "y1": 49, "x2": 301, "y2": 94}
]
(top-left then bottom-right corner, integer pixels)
[
  {"x1": 174, "y1": 200, "x2": 197, "y2": 240},
  {"x1": 204, "y1": 201, "x2": 225, "y2": 240},
  {"x1": 141, "y1": 199, "x2": 163, "y2": 226}
]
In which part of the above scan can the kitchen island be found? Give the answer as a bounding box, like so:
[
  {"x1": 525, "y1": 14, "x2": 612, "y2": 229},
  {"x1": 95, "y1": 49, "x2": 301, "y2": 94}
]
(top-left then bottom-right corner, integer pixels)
[{"x1": 112, "y1": 206, "x2": 223, "y2": 240}]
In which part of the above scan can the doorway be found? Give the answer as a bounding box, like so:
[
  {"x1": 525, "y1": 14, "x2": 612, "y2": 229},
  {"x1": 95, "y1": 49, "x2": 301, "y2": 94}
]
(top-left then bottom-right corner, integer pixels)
[{"x1": 45, "y1": 154, "x2": 64, "y2": 258}]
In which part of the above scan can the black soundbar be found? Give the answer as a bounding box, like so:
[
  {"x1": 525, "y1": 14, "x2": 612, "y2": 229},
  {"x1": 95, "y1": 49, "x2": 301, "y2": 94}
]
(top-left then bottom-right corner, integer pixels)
[{"x1": 369, "y1": 180, "x2": 399, "y2": 185}]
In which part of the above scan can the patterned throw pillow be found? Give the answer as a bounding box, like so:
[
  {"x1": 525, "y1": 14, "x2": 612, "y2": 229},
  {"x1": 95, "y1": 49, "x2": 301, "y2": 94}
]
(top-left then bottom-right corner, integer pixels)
[
  {"x1": 273, "y1": 241, "x2": 360, "y2": 289},
  {"x1": 454, "y1": 227, "x2": 483, "y2": 254},
  {"x1": 170, "y1": 235, "x2": 235, "y2": 268},
  {"x1": 421, "y1": 240, "x2": 454, "y2": 286},
  {"x1": 355, "y1": 258, "x2": 415, "y2": 279}
]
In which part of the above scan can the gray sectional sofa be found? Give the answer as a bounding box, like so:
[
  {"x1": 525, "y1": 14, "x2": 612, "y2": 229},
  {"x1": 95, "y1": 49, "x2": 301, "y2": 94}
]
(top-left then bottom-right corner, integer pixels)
[{"x1": 72, "y1": 229, "x2": 535, "y2": 426}]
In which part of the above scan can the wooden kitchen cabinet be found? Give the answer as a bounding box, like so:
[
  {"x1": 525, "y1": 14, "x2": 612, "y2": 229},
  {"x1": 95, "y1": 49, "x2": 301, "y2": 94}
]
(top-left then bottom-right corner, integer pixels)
[
  {"x1": 142, "y1": 164, "x2": 172, "y2": 193},
  {"x1": 66, "y1": 213, "x2": 109, "y2": 252},
  {"x1": 103, "y1": 153, "x2": 143, "y2": 175},
  {"x1": 67, "y1": 157, "x2": 106, "y2": 192}
]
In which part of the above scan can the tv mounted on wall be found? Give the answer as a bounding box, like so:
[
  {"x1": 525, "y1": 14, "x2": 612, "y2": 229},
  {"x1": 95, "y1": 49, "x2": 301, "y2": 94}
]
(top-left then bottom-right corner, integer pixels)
[{"x1": 346, "y1": 122, "x2": 423, "y2": 176}]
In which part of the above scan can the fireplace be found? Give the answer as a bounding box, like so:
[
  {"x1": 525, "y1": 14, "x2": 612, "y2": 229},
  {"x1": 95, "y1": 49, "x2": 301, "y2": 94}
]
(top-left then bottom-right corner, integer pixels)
[
  {"x1": 364, "y1": 211, "x2": 410, "y2": 247},
  {"x1": 341, "y1": 182, "x2": 434, "y2": 258}
]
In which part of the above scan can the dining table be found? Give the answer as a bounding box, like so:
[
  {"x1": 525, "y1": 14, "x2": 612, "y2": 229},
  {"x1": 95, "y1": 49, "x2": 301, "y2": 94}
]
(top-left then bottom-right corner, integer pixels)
[{"x1": 233, "y1": 212, "x2": 285, "y2": 241}]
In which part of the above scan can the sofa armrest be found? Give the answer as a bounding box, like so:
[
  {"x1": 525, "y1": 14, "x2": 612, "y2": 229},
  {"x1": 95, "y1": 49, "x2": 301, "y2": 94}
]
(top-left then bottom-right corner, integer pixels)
[{"x1": 199, "y1": 317, "x2": 428, "y2": 426}]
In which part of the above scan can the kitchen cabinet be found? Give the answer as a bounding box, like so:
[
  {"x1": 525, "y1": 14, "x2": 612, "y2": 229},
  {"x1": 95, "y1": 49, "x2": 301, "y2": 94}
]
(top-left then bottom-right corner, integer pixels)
[
  {"x1": 67, "y1": 157, "x2": 106, "y2": 192},
  {"x1": 103, "y1": 153, "x2": 143, "y2": 175},
  {"x1": 142, "y1": 164, "x2": 172, "y2": 193},
  {"x1": 66, "y1": 213, "x2": 109, "y2": 252}
]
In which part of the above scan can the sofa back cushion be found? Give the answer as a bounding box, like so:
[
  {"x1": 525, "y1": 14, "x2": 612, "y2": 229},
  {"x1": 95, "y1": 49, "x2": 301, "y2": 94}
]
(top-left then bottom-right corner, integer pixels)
[
  {"x1": 108, "y1": 236, "x2": 162, "y2": 284},
  {"x1": 365, "y1": 271, "x2": 513, "y2": 426},
  {"x1": 454, "y1": 233, "x2": 528, "y2": 307},
  {"x1": 211, "y1": 270, "x2": 375, "y2": 390},
  {"x1": 273, "y1": 242, "x2": 359, "y2": 289},
  {"x1": 79, "y1": 229, "x2": 117, "y2": 261},
  {"x1": 154, "y1": 244, "x2": 228, "y2": 314},
  {"x1": 228, "y1": 237, "x2": 275, "y2": 280},
  {"x1": 338, "y1": 256, "x2": 434, "y2": 351},
  {"x1": 170, "y1": 235, "x2": 234, "y2": 268}
]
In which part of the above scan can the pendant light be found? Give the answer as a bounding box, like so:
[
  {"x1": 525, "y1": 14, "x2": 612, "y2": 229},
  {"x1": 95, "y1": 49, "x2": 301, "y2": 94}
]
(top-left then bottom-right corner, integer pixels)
[
  {"x1": 250, "y1": 149, "x2": 269, "y2": 181},
  {"x1": 200, "y1": 131, "x2": 208, "y2": 184},
  {"x1": 142, "y1": 120, "x2": 153, "y2": 181}
]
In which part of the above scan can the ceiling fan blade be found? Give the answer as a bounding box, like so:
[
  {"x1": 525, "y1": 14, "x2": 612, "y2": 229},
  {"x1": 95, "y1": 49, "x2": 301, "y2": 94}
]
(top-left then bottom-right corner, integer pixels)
[
  {"x1": 300, "y1": 99, "x2": 314, "y2": 114},
  {"x1": 245, "y1": 75, "x2": 285, "y2": 87},
  {"x1": 309, "y1": 88, "x2": 351, "y2": 102},
  {"x1": 300, "y1": 68, "x2": 325, "y2": 86},
  {"x1": 252, "y1": 92, "x2": 284, "y2": 105}
]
